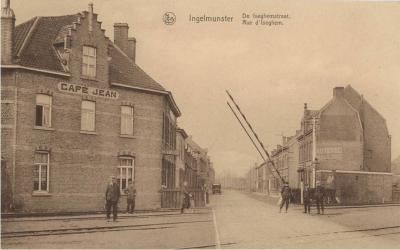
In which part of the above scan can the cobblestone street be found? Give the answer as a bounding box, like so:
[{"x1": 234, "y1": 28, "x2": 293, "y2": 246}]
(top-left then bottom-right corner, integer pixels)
[{"x1": 2, "y1": 190, "x2": 400, "y2": 249}]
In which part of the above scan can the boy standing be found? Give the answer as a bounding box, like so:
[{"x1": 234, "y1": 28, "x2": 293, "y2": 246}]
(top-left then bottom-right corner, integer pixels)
[{"x1": 126, "y1": 180, "x2": 136, "y2": 213}]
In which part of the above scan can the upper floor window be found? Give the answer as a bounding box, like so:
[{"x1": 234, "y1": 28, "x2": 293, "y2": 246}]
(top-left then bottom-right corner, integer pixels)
[
  {"x1": 82, "y1": 46, "x2": 96, "y2": 77},
  {"x1": 162, "y1": 112, "x2": 176, "y2": 150},
  {"x1": 35, "y1": 94, "x2": 52, "y2": 127},
  {"x1": 121, "y1": 106, "x2": 134, "y2": 135},
  {"x1": 34, "y1": 152, "x2": 49, "y2": 192},
  {"x1": 81, "y1": 100, "x2": 95, "y2": 131}
]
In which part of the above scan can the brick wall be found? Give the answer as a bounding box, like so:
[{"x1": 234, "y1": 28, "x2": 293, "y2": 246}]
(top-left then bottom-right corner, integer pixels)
[
  {"x1": 1, "y1": 69, "x2": 17, "y2": 211},
  {"x1": 361, "y1": 102, "x2": 391, "y2": 172},
  {"x1": 318, "y1": 171, "x2": 392, "y2": 204},
  {"x1": 1, "y1": 15, "x2": 15, "y2": 64},
  {"x1": 1, "y1": 11, "x2": 171, "y2": 213},
  {"x1": 344, "y1": 86, "x2": 391, "y2": 173},
  {"x1": 10, "y1": 69, "x2": 166, "y2": 212},
  {"x1": 317, "y1": 97, "x2": 363, "y2": 171}
]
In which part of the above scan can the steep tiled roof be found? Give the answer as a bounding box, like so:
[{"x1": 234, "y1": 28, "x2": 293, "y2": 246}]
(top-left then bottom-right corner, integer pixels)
[
  {"x1": 108, "y1": 42, "x2": 165, "y2": 91},
  {"x1": 14, "y1": 17, "x2": 36, "y2": 54},
  {"x1": 15, "y1": 15, "x2": 79, "y2": 72},
  {"x1": 13, "y1": 14, "x2": 166, "y2": 92}
]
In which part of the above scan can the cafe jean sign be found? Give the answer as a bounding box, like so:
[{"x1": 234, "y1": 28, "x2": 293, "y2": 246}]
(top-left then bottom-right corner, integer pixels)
[{"x1": 58, "y1": 82, "x2": 119, "y2": 100}]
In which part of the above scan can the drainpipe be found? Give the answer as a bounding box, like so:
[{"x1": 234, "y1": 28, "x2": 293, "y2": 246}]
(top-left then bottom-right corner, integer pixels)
[
  {"x1": 312, "y1": 117, "x2": 317, "y2": 188},
  {"x1": 11, "y1": 73, "x2": 18, "y2": 209}
]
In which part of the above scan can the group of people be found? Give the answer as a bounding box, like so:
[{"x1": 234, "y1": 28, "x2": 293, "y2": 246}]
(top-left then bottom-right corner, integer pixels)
[
  {"x1": 105, "y1": 176, "x2": 136, "y2": 222},
  {"x1": 279, "y1": 182, "x2": 325, "y2": 215},
  {"x1": 105, "y1": 176, "x2": 196, "y2": 221}
]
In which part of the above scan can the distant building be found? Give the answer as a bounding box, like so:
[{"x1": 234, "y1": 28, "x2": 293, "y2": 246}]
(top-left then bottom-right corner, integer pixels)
[
  {"x1": 175, "y1": 128, "x2": 188, "y2": 188},
  {"x1": 259, "y1": 86, "x2": 393, "y2": 204},
  {"x1": 298, "y1": 86, "x2": 392, "y2": 204}
]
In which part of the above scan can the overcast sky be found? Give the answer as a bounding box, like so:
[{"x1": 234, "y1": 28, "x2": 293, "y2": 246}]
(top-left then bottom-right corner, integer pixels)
[{"x1": 12, "y1": 0, "x2": 400, "y2": 177}]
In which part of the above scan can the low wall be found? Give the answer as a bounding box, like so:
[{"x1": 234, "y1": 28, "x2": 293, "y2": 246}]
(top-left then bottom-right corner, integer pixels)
[{"x1": 317, "y1": 170, "x2": 393, "y2": 205}]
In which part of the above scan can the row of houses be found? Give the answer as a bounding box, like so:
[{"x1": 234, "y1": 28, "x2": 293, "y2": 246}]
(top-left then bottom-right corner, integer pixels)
[
  {"x1": 1, "y1": 1, "x2": 214, "y2": 213},
  {"x1": 247, "y1": 86, "x2": 398, "y2": 205}
]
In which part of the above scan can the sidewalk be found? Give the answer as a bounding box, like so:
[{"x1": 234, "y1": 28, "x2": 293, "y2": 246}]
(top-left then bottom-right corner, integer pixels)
[
  {"x1": 1, "y1": 208, "x2": 211, "y2": 236},
  {"x1": 247, "y1": 190, "x2": 400, "y2": 209},
  {"x1": 1, "y1": 207, "x2": 215, "y2": 249},
  {"x1": 1, "y1": 207, "x2": 179, "y2": 219},
  {"x1": 1, "y1": 207, "x2": 211, "y2": 222}
]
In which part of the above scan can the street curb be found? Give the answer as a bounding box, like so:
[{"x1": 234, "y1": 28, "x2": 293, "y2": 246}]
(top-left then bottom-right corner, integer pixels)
[
  {"x1": 317, "y1": 203, "x2": 400, "y2": 209},
  {"x1": 1, "y1": 208, "x2": 180, "y2": 219},
  {"x1": 1, "y1": 207, "x2": 212, "y2": 221},
  {"x1": 246, "y1": 190, "x2": 400, "y2": 209}
]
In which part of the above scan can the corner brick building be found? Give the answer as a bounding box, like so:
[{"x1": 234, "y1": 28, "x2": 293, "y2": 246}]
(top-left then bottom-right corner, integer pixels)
[{"x1": 1, "y1": 2, "x2": 181, "y2": 212}]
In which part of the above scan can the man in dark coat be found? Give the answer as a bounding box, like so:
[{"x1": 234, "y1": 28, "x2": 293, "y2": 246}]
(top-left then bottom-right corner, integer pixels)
[
  {"x1": 303, "y1": 185, "x2": 311, "y2": 214},
  {"x1": 315, "y1": 183, "x2": 325, "y2": 215},
  {"x1": 181, "y1": 183, "x2": 190, "y2": 214},
  {"x1": 279, "y1": 182, "x2": 291, "y2": 213},
  {"x1": 105, "y1": 176, "x2": 120, "y2": 221}
]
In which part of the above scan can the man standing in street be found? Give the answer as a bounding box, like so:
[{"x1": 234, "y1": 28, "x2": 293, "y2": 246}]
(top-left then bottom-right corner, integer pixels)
[
  {"x1": 315, "y1": 182, "x2": 325, "y2": 215},
  {"x1": 303, "y1": 184, "x2": 311, "y2": 214},
  {"x1": 126, "y1": 180, "x2": 136, "y2": 214},
  {"x1": 105, "y1": 176, "x2": 120, "y2": 222},
  {"x1": 181, "y1": 182, "x2": 190, "y2": 214},
  {"x1": 279, "y1": 182, "x2": 291, "y2": 213}
]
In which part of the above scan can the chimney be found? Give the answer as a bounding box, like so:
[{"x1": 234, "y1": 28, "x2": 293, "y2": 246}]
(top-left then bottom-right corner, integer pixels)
[
  {"x1": 88, "y1": 2, "x2": 93, "y2": 32},
  {"x1": 333, "y1": 86, "x2": 345, "y2": 99},
  {"x1": 114, "y1": 23, "x2": 129, "y2": 56},
  {"x1": 303, "y1": 102, "x2": 310, "y2": 117},
  {"x1": 1, "y1": 0, "x2": 15, "y2": 64},
  {"x1": 127, "y1": 37, "x2": 136, "y2": 62}
]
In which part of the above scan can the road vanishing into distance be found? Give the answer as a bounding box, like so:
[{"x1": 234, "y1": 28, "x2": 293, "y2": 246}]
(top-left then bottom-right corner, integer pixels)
[{"x1": 2, "y1": 189, "x2": 400, "y2": 248}]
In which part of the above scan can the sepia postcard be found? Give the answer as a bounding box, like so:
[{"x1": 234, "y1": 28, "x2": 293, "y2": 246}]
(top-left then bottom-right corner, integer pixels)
[{"x1": 1, "y1": 0, "x2": 400, "y2": 249}]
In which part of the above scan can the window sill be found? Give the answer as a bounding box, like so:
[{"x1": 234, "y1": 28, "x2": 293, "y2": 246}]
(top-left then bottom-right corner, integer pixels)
[
  {"x1": 32, "y1": 192, "x2": 51, "y2": 197},
  {"x1": 120, "y1": 134, "x2": 136, "y2": 139},
  {"x1": 34, "y1": 126, "x2": 55, "y2": 131},
  {"x1": 80, "y1": 130, "x2": 97, "y2": 135},
  {"x1": 81, "y1": 76, "x2": 98, "y2": 82}
]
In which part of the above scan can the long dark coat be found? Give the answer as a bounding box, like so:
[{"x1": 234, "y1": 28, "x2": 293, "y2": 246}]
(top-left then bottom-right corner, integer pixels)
[{"x1": 106, "y1": 183, "x2": 120, "y2": 202}]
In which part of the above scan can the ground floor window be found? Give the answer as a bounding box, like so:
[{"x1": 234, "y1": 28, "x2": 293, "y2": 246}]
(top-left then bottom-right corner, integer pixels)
[
  {"x1": 118, "y1": 158, "x2": 134, "y2": 192},
  {"x1": 162, "y1": 157, "x2": 175, "y2": 188},
  {"x1": 34, "y1": 152, "x2": 49, "y2": 192}
]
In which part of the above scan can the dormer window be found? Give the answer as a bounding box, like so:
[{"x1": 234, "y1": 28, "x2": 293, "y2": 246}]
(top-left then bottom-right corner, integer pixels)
[{"x1": 82, "y1": 46, "x2": 96, "y2": 77}]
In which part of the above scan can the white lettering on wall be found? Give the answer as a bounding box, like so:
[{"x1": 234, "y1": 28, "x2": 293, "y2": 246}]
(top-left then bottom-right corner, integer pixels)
[{"x1": 58, "y1": 82, "x2": 119, "y2": 100}]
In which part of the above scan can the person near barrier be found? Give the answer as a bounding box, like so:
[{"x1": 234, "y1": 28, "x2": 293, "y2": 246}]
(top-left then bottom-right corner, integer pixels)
[
  {"x1": 105, "y1": 176, "x2": 120, "y2": 222},
  {"x1": 279, "y1": 182, "x2": 291, "y2": 213},
  {"x1": 315, "y1": 183, "x2": 325, "y2": 215},
  {"x1": 303, "y1": 185, "x2": 311, "y2": 214}
]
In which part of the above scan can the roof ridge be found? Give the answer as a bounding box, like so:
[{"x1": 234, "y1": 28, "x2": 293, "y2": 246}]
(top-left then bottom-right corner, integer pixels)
[
  {"x1": 37, "y1": 13, "x2": 80, "y2": 19},
  {"x1": 15, "y1": 16, "x2": 37, "y2": 27}
]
